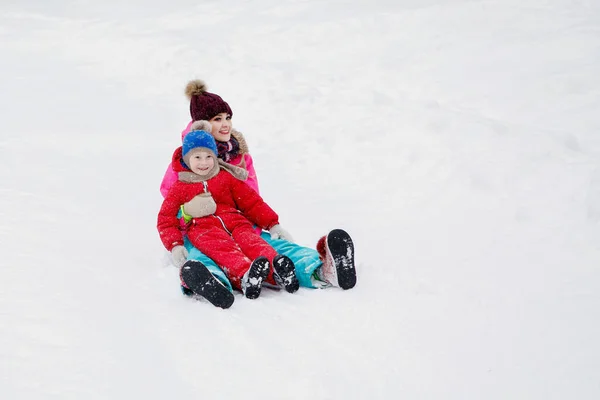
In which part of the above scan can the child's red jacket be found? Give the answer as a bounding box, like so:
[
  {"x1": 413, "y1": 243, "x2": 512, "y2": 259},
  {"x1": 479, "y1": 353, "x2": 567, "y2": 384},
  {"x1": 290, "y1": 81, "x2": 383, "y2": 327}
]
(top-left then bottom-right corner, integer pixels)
[{"x1": 157, "y1": 147, "x2": 279, "y2": 251}]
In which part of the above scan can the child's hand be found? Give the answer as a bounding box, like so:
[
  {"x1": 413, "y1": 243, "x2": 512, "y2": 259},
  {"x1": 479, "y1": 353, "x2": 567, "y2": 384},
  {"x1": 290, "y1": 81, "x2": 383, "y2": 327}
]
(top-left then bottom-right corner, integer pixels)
[
  {"x1": 269, "y1": 224, "x2": 294, "y2": 242},
  {"x1": 171, "y1": 245, "x2": 189, "y2": 267}
]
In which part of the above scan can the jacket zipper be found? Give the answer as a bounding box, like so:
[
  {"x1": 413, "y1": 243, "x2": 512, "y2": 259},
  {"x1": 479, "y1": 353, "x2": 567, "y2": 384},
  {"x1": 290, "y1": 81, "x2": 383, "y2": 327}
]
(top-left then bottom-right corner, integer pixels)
[{"x1": 203, "y1": 180, "x2": 233, "y2": 236}]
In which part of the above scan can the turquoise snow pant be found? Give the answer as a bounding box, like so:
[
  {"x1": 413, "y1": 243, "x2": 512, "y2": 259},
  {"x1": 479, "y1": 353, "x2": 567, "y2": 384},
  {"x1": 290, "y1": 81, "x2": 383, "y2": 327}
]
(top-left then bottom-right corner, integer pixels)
[{"x1": 183, "y1": 232, "x2": 323, "y2": 290}]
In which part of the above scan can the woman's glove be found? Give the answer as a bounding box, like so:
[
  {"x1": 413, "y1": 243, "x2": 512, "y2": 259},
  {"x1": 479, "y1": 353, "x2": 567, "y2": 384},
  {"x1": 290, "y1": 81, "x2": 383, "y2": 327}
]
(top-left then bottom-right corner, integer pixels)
[
  {"x1": 171, "y1": 245, "x2": 188, "y2": 268},
  {"x1": 269, "y1": 224, "x2": 294, "y2": 242}
]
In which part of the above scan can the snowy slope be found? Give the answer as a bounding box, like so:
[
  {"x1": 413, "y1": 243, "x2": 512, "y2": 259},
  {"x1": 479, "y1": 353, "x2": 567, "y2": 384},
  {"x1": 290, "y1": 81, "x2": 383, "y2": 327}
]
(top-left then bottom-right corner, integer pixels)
[{"x1": 1, "y1": 0, "x2": 599, "y2": 399}]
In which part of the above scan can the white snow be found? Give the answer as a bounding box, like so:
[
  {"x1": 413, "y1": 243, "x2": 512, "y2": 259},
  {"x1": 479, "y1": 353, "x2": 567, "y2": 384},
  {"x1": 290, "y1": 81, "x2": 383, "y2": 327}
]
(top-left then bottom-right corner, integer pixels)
[{"x1": 1, "y1": 0, "x2": 599, "y2": 399}]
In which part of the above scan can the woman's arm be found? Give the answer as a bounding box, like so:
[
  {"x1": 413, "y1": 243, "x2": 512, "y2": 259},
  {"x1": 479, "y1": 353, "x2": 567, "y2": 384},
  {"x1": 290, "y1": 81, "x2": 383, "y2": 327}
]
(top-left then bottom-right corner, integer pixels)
[
  {"x1": 159, "y1": 162, "x2": 178, "y2": 198},
  {"x1": 181, "y1": 120, "x2": 194, "y2": 140},
  {"x1": 242, "y1": 153, "x2": 260, "y2": 194}
]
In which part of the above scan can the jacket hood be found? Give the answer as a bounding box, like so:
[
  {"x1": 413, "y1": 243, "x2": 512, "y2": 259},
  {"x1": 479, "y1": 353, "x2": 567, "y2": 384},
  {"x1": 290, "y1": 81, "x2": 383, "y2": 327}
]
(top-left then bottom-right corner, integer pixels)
[
  {"x1": 231, "y1": 129, "x2": 249, "y2": 154},
  {"x1": 171, "y1": 146, "x2": 190, "y2": 173}
]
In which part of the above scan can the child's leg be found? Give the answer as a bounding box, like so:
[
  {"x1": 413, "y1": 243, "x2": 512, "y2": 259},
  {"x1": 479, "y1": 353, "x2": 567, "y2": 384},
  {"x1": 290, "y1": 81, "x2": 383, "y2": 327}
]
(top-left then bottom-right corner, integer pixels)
[
  {"x1": 272, "y1": 254, "x2": 299, "y2": 293},
  {"x1": 241, "y1": 256, "x2": 270, "y2": 299},
  {"x1": 188, "y1": 226, "x2": 253, "y2": 290},
  {"x1": 178, "y1": 207, "x2": 233, "y2": 291},
  {"x1": 183, "y1": 237, "x2": 232, "y2": 291},
  {"x1": 260, "y1": 232, "x2": 324, "y2": 288},
  {"x1": 232, "y1": 227, "x2": 279, "y2": 284}
]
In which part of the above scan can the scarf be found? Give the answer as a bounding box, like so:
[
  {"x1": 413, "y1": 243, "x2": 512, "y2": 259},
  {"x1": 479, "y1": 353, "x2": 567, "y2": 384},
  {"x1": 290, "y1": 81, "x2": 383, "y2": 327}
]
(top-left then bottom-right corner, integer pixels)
[
  {"x1": 179, "y1": 159, "x2": 248, "y2": 183},
  {"x1": 216, "y1": 136, "x2": 240, "y2": 163}
]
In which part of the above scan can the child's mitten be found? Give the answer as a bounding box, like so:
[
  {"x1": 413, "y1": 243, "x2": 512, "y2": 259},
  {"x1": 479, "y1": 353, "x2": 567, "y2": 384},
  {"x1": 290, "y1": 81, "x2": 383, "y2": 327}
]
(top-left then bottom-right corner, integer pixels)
[{"x1": 171, "y1": 245, "x2": 188, "y2": 267}]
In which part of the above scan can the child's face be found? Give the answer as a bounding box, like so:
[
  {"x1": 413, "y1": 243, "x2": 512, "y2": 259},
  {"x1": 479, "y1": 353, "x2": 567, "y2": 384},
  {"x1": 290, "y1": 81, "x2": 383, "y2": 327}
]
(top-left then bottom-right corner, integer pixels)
[
  {"x1": 209, "y1": 112, "x2": 232, "y2": 142},
  {"x1": 188, "y1": 150, "x2": 216, "y2": 176}
]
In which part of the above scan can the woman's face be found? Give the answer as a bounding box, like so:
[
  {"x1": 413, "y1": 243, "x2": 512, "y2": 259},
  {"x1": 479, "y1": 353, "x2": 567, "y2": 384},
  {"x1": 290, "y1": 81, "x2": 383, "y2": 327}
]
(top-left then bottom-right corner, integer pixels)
[{"x1": 209, "y1": 113, "x2": 232, "y2": 142}]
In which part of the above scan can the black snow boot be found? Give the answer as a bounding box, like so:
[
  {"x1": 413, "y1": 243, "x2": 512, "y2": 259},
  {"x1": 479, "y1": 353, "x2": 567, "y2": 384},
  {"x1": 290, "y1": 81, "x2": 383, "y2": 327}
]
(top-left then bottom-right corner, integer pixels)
[
  {"x1": 323, "y1": 229, "x2": 356, "y2": 290},
  {"x1": 180, "y1": 261, "x2": 235, "y2": 309},
  {"x1": 242, "y1": 256, "x2": 270, "y2": 299},
  {"x1": 272, "y1": 254, "x2": 299, "y2": 293}
]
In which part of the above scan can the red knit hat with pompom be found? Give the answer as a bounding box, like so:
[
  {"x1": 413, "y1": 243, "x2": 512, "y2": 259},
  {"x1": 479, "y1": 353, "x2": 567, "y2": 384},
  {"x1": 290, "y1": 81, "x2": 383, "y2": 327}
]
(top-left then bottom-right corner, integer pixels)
[{"x1": 185, "y1": 80, "x2": 233, "y2": 121}]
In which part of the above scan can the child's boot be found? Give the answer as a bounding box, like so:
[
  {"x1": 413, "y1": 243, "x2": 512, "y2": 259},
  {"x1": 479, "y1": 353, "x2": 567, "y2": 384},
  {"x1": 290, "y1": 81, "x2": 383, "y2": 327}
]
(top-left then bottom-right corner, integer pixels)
[
  {"x1": 316, "y1": 229, "x2": 356, "y2": 290},
  {"x1": 180, "y1": 261, "x2": 235, "y2": 309},
  {"x1": 272, "y1": 255, "x2": 299, "y2": 293},
  {"x1": 242, "y1": 256, "x2": 270, "y2": 299}
]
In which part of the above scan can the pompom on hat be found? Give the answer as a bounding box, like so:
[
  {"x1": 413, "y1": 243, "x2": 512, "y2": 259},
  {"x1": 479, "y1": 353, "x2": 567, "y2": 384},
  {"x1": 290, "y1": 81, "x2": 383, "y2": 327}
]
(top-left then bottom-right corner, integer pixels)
[{"x1": 185, "y1": 80, "x2": 233, "y2": 121}]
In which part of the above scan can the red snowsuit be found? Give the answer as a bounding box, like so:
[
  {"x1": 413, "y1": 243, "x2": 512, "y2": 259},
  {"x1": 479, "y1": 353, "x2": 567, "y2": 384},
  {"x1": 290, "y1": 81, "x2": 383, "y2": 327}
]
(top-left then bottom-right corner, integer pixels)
[{"x1": 157, "y1": 147, "x2": 280, "y2": 289}]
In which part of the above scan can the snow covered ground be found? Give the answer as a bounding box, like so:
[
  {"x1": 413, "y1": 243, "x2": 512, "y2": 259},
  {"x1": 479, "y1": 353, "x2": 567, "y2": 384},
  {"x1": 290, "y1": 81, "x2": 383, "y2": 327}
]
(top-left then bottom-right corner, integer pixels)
[{"x1": 1, "y1": 0, "x2": 599, "y2": 398}]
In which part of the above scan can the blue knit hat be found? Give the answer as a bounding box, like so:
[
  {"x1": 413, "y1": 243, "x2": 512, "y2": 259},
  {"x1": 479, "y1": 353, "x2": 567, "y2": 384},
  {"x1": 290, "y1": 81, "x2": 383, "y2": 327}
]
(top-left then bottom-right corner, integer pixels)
[
  {"x1": 182, "y1": 127, "x2": 218, "y2": 170},
  {"x1": 183, "y1": 129, "x2": 217, "y2": 155}
]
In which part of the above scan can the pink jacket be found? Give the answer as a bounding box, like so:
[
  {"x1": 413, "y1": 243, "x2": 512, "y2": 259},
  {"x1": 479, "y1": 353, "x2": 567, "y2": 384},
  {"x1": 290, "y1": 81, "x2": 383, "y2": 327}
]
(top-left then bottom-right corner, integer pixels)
[{"x1": 160, "y1": 120, "x2": 260, "y2": 198}]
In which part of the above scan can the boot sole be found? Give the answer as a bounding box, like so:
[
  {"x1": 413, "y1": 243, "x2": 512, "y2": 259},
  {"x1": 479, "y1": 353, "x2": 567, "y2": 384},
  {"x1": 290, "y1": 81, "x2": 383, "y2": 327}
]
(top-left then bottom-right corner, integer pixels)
[
  {"x1": 327, "y1": 229, "x2": 357, "y2": 290},
  {"x1": 273, "y1": 255, "x2": 299, "y2": 293},
  {"x1": 181, "y1": 261, "x2": 235, "y2": 309},
  {"x1": 244, "y1": 257, "x2": 270, "y2": 299}
]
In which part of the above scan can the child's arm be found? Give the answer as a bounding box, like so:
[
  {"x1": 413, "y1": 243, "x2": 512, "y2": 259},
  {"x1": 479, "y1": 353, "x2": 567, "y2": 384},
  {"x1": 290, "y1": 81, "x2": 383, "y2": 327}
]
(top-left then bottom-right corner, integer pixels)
[
  {"x1": 157, "y1": 188, "x2": 185, "y2": 250},
  {"x1": 228, "y1": 174, "x2": 279, "y2": 230}
]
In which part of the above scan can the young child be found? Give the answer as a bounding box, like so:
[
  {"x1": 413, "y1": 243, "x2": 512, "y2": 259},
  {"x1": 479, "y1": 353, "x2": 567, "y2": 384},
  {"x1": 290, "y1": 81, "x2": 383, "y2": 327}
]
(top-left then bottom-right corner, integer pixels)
[{"x1": 157, "y1": 124, "x2": 300, "y2": 303}]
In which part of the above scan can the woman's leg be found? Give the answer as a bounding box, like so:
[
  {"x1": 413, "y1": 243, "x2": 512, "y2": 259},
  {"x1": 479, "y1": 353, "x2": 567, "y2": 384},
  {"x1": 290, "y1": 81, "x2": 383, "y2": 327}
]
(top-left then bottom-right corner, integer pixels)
[{"x1": 260, "y1": 232, "x2": 325, "y2": 289}]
